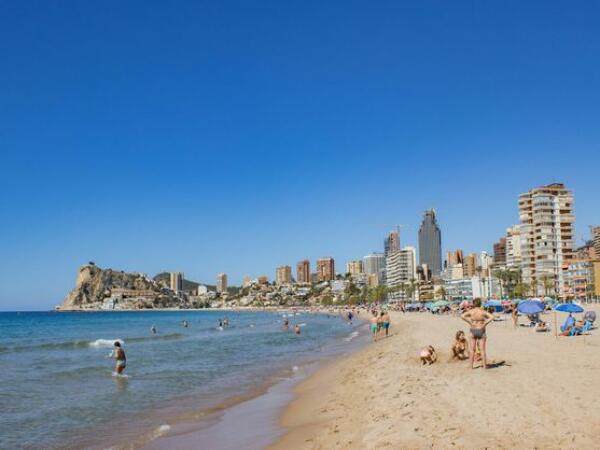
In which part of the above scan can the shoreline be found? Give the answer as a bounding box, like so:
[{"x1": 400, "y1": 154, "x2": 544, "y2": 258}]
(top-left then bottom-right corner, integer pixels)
[
  {"x1": 138, "y1": 319, "x2": 370, "y2": 450},
  {"x1": 270, "y1": 308, "x2": 600, "y2": 450}
]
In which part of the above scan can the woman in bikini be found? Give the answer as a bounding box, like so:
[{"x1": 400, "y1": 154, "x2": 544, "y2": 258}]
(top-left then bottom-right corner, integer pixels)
[{"x1": 461, "y1": 298, "x2": 494, "y2": 369}]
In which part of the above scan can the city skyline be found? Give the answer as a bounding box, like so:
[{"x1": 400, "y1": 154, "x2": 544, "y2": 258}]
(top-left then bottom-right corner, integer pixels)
[{"x1": 2, "y1": 1, "x2": 600, "y2": 309}]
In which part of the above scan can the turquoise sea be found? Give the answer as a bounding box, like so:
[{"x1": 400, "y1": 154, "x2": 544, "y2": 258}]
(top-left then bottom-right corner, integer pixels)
[{"x1": 0, "y1": 310, "x2": 364, "y2": 449}]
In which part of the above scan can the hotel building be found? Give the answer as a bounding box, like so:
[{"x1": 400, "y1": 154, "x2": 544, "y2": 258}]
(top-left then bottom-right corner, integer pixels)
[
  {"x1": 316, "y1": 257, "x2": 335, "y2": 282},
  {"x1": 275, "y1": 265, "x2": 292, "y2": 285},
  {"x1": 296, "y1": 260, "x2": 310, "y2": 284},
  {"x1": 519, "y1": 183, "x2": 575, "y2": 297},
  {"x1": 216, "y1": 273, "x2": 228, "y2": 293}
]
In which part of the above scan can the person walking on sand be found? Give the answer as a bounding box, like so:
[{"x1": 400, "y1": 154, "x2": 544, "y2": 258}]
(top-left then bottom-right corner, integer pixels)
[
  {"x1": 511, "y1": 305, "x2": 519, "y2": 328},
  {"x1": 461, "y1": 298, "x2": 495, "y2": 369},
  {"x1": 112, "y1": 341, "x2": 126, "y2": 375},
  {"x1": 382, "y1": 310, "x2": 391, "y2": 337},
  {"x1": 370, "y1": 311, "x2": 379, "y2": 341}
]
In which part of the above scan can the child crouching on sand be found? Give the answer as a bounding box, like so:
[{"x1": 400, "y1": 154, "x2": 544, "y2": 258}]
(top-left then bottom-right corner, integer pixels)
[
  {"x1": 451, "y1": 331, "x2": 469, "y2": 360},
  {"x1": 420, "y1": 345, "x2": 437, "y2": 365}
]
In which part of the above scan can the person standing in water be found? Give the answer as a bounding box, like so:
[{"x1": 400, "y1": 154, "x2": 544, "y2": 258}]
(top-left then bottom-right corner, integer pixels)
[
  {"x1": 370, "y1": 311, "x2": 379, "y2": 341},
  {"x1": 113, "y1": 342, "x2": 126, "y2": 375},
  {"x1": 150, "y1": 325, "x2": 157, "y2": 335},
  {"x1": 461, "y1": 298, "x2": 495, "y2": 369},
  {"x1": 294, "y1": 324, "x2": 301, "y2": 335}
]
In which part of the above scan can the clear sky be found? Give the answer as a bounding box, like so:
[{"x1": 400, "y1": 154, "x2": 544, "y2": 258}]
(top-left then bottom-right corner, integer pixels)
[{"x1": 1, "y1": 1, "x2": 599, "y2": 310}]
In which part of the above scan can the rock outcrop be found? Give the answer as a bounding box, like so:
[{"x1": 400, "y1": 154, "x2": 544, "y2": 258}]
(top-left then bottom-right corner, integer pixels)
[{"x1": 60, "y1": 264, "x2": 175, "y2": 310}]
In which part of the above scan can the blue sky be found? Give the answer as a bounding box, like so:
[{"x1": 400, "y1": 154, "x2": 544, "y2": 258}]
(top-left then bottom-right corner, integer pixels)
[{"x1": 1, "y1": 1, "x2": 599, "y2": 310}]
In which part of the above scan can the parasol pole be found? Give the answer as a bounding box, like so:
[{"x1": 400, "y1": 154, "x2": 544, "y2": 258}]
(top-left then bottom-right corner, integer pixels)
[{"x1": 554, "y1": 311, "x2": 558, "y2": 339}]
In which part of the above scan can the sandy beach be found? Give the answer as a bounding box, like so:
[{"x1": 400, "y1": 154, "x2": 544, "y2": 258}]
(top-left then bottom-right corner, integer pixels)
[{"x1": 271, "y1": 307, "x2": 600, "y2": 450}]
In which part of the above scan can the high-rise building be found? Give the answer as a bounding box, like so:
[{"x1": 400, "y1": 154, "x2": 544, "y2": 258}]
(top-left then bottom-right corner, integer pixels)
[
  {"x1": 493, "y1": 238, "x2": 507, "y2": 266},
  {"x1": 170, "y1": 272, "x2": 184, "y2": 293},
  {"x1": 346, "y1": 260, "x2": 363, "y2": 277},
  {"x1": 464, "y1": 253, "x2": 477, "y2": 277},
  {"x1": 593, "y1": 227, "x2": 600, "y2": 260},
  {"x1": 447, "y1": 249, "x2": 464, "y2": 267},
  {"x1": 296, "y1": 260, "x2": 310, "y2": 284},
  {"x1": 478, "y1": 251, "x2": 493, "y2": 273},
  {"x1": 363, "y1": 252, "x2": 386, "y2": 284},
  {"x1": 216, "y1": 273, "x2": 228, "y2": 293},
  {"x1": 418, "y1": 209, "x2": 442, "y2": 277},
  {"x1": 386, "y1": 246, "x2": 417, "y2": 300},
  {"x1": 519, "y1": 183, "x2": 575, "y2": 297},
  {"x1": 275, "y1": 265, "x2": 292, "y2": 285},
  {"x1": 384, "y1": 230, "x2": 400, "y2": 257},
  {"x1": 316, "y1": 257, "x2": 335, "y2": 282},
  {"x1": 242, "y1": 275, "x2": 252, "y2": 288},
  {"x1": 506, "y1": 225, "x2": 522, "y2": 268}
]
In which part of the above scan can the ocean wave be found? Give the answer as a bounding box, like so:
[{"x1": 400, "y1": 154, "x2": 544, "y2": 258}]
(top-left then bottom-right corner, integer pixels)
[
  {"x1": 344, "y1": 331, "x2": 360, "y2": 342},
  {"x1": 89, "y1": 339, "x2": 124, "y2": 348},
  {"x1": 0, "y1": 333, "x2": 183, "y2": 354}
]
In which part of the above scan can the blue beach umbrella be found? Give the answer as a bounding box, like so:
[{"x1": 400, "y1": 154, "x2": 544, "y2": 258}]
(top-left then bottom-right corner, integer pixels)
[
  {"x1": 517, "y1": 300, "x2": 545, "y2": 315},
  {"x1": 484, "y1": 299, "x2": 502, "y2": 308},
  {"x1": 554, "y1": 303, "x2": 584, "y2": 314}
]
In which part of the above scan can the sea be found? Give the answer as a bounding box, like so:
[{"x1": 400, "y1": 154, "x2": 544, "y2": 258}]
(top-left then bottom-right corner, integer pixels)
[{"x1": 0, "y1": 310, "x2": 366, "y2": 449}]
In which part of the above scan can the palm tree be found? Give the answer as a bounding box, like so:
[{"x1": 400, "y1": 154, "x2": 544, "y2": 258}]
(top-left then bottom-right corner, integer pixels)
[
  {"x1": 540, "y1": 273, "x2": 555, "y2": 297},
  {"x1": 436, "y1": 286, "x2": 447, "y2": 300},
  {"x1": 409, "y1": 278, "x2": 417, "y2": 302}
]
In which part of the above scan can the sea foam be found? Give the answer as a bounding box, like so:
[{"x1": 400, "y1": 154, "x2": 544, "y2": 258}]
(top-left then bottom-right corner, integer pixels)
[{"x1": 89, "y1": 339, "x2": 124, "y2": 348}]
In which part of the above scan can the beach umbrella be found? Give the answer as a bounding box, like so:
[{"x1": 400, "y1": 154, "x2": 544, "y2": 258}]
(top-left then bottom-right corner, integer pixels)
[
  {"x1": 554, "y1": 303, "x2": 584, "y2": 313},
  {"x1": 517, "y1": 300, "x2": 545, "y2": 315},
  {"x1": 553, "y1": 303, "x2": 585, "y2": 339},
  {"x1": 433, "y1": 300, "x2": 450, "y2": 308},
  {"x1": 484, "y1": 299, "x2": 502, "y2": 308}
]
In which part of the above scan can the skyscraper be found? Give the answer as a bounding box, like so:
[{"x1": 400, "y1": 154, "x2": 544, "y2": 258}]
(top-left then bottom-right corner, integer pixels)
[
  {"x1": 363, "y1": 253, "x2": 386, "y2": 284},
  {"x1": 519, "y1": 183, "x2": 575, "y2": 297},
  {"x1": 493, "y1": 238, "x2": 507, "y2": 266},
  {"x1": 593, "y1": 226, "x2": 600, "y2": 260},
  {"x1": 296, "y1": 260, "x2": 310, "y2": 284},
  {"x1": 384, "y1": 230, "x2": 400, "y2": 257},
  {"x1": 464, "y1": 253, "x2": 477, "y2": 277},
  {"x1": 505, "y1": 225, "x2": 522, "y2": 268},
  {"x1": 386, "y1": 246, "x2": 417, "y2": 300},
  {"x1": 216, "y1": 273, "x2": 228, "y2": 293},
  {"x1": 418, "y1": 209, "x2": 442, "y2": 277},
  {"x1": 346, "y1": 260, "x2": 363, "y2": 277},
  {"x1": 275, "y1": 265, "x2": 292, "y2": 285},
  {"x1": 316, "y1": 257, "x2": 335, "y2": 282},
  {"x1": 447, "y1": 249, "x2": 464, "y2": 267},
  {"x1": 170, "y1": 272, "x2": 184, "y2": 293}
]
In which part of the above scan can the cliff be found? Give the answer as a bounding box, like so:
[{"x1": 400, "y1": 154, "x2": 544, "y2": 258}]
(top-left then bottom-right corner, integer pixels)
[{"x1": 59, "y1": 264, "x2": 179, "y2": 310}]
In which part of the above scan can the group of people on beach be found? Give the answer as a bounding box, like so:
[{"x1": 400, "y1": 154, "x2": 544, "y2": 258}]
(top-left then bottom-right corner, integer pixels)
[
  {"x1": 369, "y1": 309, "x2": 391, "y2": 341},
  {"x1": 419, "y1": 298, "x2": 495, "y2": 369}
]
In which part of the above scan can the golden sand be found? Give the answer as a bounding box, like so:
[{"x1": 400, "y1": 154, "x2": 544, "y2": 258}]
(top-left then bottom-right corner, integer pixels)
[{"x1": 270, "y1": 307, "x2": 600, "y2": 450}]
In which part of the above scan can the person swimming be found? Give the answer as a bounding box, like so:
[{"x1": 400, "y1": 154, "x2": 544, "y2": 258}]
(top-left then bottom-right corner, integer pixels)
[
  {"x1": 294, "y1": 324, "x2": 301, "y2": 335},
  {"x1": 113, "y1": 341, "x2": 126, "y2": 374},
  {"x1": 150, "y1": 325, "x2": 156, "y2": 335}
]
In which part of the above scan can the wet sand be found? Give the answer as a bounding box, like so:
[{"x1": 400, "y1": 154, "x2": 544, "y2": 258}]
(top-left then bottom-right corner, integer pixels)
[{"x1": 270, "y1": 307, "x2": 600, "y2": 450}]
